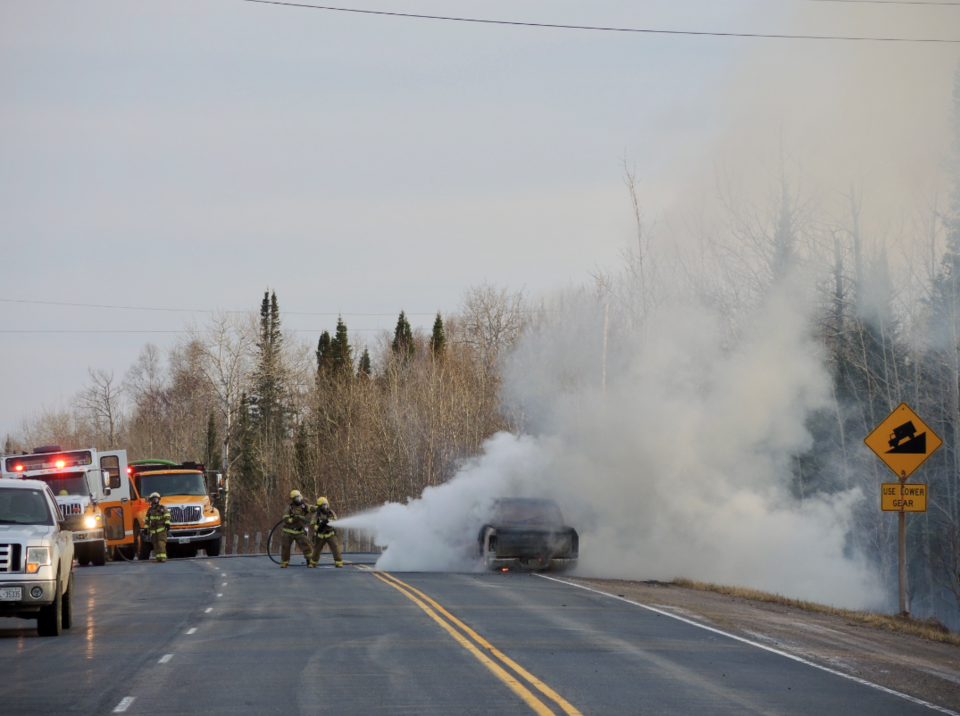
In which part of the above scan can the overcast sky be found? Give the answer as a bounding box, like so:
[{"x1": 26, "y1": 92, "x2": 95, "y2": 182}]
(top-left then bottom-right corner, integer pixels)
[{"x1": 1, "y1": 0, "x2": 957, "y2": 439}]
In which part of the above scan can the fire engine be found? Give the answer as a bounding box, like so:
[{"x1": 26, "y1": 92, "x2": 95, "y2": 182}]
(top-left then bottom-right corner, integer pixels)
[
  {"x1": 129, "y1": 460, "x2": 223, "y2": 558},
  {"x1": 2, "y1": 446, "x2": 134, "y2": 565}
]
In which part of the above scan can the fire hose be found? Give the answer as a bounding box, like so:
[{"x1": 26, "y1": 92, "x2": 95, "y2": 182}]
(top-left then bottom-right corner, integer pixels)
[{"x1": 267, "y1": 518, "x2": 333, "y2": 566}]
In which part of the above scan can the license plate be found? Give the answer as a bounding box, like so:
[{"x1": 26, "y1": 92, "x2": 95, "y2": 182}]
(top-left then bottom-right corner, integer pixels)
[
  {"x1": 74, "y1": 533, "x2": 88, "y2": 541},
  {"x1": 178, "y1": 537, "x2": 191, "y2": 544},
  {"x1": 0, "y1": 588, "x2": 22, "y2": 601}
]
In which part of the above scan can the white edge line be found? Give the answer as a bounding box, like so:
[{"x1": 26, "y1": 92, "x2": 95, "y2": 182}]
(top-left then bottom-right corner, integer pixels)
[
  {"x1": 158, "y1": 653, "x2": 173, "y2": 664},
  {"x1": 186, "y1": 627, "x2": 197, "y2": 635},
  {"x1": 205, "y1": 607, "x2": 213, "y2": 613},
  {"x1": 536, "y1": 574, "x2": 958, "y2": 716},
  {"x1": 112, "y1": 696, "x2": 135, "y2": 713},
  {"x1": 217, "y1": 593, "x2": 223, "y2": 597}
]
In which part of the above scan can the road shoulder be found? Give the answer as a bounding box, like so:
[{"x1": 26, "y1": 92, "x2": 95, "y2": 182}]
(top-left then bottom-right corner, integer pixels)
[{"x1": 563, "y1": 576, "x2": 960, "y2": 713}]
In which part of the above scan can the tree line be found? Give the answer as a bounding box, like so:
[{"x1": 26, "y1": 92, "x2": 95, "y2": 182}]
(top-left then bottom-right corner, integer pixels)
[{"x1": 4, "y1": 284, "x2": 527, "y2": 547}]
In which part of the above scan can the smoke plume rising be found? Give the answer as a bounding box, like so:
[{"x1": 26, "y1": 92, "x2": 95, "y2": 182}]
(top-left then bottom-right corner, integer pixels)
[{"x1": 337, "y1": 277, "x2": 882, "y2": 610}]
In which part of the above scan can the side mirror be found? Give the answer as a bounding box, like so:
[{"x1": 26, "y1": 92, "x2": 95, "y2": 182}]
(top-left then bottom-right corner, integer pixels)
[
  {"x1": 102, "y1": 470, "x2": 111, "y2": 489},
  {"x1": 216, "y1": 473, "x2": 224, "y2": 490}
]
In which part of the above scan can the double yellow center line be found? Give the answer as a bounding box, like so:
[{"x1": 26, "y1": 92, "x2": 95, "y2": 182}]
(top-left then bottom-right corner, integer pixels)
[{"x1": 373, "y1": 572, "x2": 582, "y2": 716}]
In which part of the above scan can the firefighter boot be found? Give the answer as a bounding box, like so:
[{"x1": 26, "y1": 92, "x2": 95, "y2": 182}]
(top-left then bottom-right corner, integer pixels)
[{"x1": 280, "y1": 563, "x2": 288, "y2": 568}]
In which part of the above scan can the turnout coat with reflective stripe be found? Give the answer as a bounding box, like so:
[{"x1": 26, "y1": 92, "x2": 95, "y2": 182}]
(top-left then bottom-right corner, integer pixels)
[
  {"x1": 146, "y1": 504, "x2": 171, "y2": 533},
  {"x1": 282, "y1": 503, "x2": 314, "y2": 534},
  {"x1": 311, "y1": 506, "x2": 338, "y2": 538}
]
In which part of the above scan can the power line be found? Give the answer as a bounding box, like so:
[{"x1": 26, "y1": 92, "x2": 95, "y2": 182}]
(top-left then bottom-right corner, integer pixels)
[
  {"x1": 0, "y1": 328, "x2": 386, "y2": 334},
  {"x1": 0, "y1": 298, "x2": 438, "y2": 317},
  {"x1": 807, "y1": 0, "x2": 959, "y2": 5},
  {"x1": 240, "y1": 0, "x2": 960, "y2": 43}
]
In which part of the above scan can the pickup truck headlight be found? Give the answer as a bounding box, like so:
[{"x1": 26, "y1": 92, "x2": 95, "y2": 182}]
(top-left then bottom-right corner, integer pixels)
[
  {"x1": 26, "y1": 547, "x2": 51, "y2": 574},
  {"x1": 83, "y1": 514, "x2": 101, "y2": 529}
]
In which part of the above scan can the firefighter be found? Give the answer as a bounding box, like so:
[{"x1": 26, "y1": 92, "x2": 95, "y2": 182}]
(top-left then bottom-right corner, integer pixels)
[
  {"x1": 309, "y1": 497, "x2": 343, "y2": 568},
  {"x1": 280, "y1": 490, "x2": 314, "y2": 568},
  {"x1": 145, "y1": 492, "x2": 171, "y2": 563}
]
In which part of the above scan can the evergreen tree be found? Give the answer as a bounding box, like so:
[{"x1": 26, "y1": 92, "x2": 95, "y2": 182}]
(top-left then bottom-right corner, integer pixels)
[
  {"x1": 230, "y1": 393, "x2": 259, "y2": 521},
  {"x1": 392, "y1": 310, "x2": 415, "y2": 360},
  {"x1": 316, "y1": 331, "x2": 332, "y2": 375},
  {"x1": 430, "y1": 312, "x2": 446, "y2": 357},
  {"x1": 251, "y1": 290, "x2": 288, "y2": 440},
  {"x1": 204, "y1": 410, "x2": 221, "y2": 472},
  {"x1": 330, "y1": 316, "x2": 353, "y2": 375},
  {"x1": 357, "y1": 348, "x2": 372, "y2": 378}
]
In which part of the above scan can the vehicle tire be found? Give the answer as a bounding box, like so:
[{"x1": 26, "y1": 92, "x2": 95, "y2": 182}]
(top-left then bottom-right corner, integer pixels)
[
  {"x1": 91, "y1": 544, "x2": 106, "y2": 567},
  {"x1": 186, "y1": 546, "x2": 198, "y2": 559},
  {"x1": 205, "y1": 538, "x2": 220, "y2": 557},
  {"x1": 37, "y1": 576, "x2": 63, "y2": 637},
  {"x1": 138, "y1": 530, "x2": 153, "y2": 562},
  {"x1": 61, "y1": 572, "x2": 74, "y2": 630},
  {"x1": 77, "y1": 554, "x2": 90, "y2": 567}
]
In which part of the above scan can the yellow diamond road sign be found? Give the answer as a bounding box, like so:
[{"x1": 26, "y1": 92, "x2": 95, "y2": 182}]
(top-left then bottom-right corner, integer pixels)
[{"x1": 864, "y1": 403, "x2": 942, "y2": 480}]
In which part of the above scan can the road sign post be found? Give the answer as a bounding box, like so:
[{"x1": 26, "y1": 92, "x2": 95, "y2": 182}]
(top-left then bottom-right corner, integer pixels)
[{"x1": 864, "y1": 403, "x2": 941, "y2": 616}]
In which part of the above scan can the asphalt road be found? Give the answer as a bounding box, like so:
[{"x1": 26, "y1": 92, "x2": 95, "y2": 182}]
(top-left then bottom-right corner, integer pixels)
[{"x1": 0, "y1": 553, "x2": 950, "y2": 716}]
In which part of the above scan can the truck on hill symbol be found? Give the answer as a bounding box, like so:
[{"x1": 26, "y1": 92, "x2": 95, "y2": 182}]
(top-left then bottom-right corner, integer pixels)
[{"x1": 887, "y1": 420, "x2": 927, "y2": 454}]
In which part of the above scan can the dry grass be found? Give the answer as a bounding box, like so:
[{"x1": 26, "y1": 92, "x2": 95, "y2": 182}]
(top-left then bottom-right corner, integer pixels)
[{"x1": 672, "y1": 578, "x2": 960, "y2": 647}]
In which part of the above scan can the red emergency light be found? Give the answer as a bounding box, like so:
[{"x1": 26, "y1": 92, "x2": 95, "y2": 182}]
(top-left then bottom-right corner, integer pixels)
[
  {"x1": 14, "y1": 465, "x2": 23, "y2": 472},
  {"x1": 55, "y1": 460, "x2": 65, "y2": 468},
  {"x1": 127, "y1": 467, "x2": 132, "y2": 474}
]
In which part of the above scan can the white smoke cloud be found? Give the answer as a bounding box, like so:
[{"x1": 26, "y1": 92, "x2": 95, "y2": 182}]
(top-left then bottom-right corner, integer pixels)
[{"x1": 337, "y1": 279, "x2": 882, "y2": 610}]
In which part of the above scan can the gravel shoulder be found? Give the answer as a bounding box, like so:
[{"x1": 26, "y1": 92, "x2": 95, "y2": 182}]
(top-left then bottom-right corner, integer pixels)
[{"x1": 566, "y1": 576, "x2": 960, "y2": 713}]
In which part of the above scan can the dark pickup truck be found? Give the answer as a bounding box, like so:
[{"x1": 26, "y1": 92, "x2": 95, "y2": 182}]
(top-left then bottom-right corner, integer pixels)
[{"x1": 477, "y1": 498, "x2": 578, "y2": 571}]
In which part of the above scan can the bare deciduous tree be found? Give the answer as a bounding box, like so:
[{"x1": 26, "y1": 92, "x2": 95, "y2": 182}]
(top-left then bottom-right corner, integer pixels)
[
  {"x1": 460, "y1": 282, "x2": 527, "y2": 363},
  {"x1": 75, "y1": 368, "x2": 124, "y2": 448}
]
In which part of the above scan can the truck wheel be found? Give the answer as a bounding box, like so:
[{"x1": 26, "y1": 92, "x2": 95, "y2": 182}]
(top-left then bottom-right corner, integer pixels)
[
  {"x1": 61, "y1": 572, "x2": 74, "y2": 630},
  {"x1": 37, "y1": 577, "x2": 63, "y2": 637},
  {"x1": 205, "y1": 538, "x2": 221, "y2": 557},
  {"x1": 77, "y1": 547, "x2": 90, "y2": 567},
  {"x1": 91, "y1": 544, "x2": 106, "y2": 567}
]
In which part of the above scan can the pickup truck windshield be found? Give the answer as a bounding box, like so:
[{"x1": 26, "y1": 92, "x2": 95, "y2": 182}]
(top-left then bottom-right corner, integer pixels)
[
  {"x1": 140, "y1": 473, "x2": 206, "y2": 497},
  {"x1": 0, "y1": 488, "x2": 54, "y2": 525},
  {"x1": 34, "y1": 472, "x2": 90, "y2": 497},
  {"x1": 494, "y1": 500, "x2": 565, "y2": 526}
]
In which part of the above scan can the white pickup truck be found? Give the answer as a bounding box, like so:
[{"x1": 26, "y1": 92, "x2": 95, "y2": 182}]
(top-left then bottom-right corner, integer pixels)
[{"x1": 0, "y1": 478, "x2": 74, "y2": 636}]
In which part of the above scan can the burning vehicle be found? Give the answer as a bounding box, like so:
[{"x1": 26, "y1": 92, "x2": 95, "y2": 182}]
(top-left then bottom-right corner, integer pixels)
[{"x1": 477, "y1": 498, "x2": 578, "y2": 571}]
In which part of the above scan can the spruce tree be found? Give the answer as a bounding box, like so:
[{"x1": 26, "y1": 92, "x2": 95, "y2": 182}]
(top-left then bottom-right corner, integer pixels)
[
  {"x1": 330, "y1": 316, "x2": 353, "y2": 375},
  {"x1": 357, "y1": 348, "x2": 372, "y2": 378},
  {"x1": 204, "y1": 410, "x2": 221, "y2": 473},
  {"x1": 252, "y1": 290, "x2": 287, "y2": 440},
  {"x1": 316, "y1": 331, "x2": 332, "y2": 375},
  {"x1": 430, "y1": 312, "x2": 446, "y2": 357},
  {"x1": 392, "y1": 310, "x2": 415, "y2": 360},
  {"x1": 231, "y1": 393, "x2": 259, "y2": 520}
]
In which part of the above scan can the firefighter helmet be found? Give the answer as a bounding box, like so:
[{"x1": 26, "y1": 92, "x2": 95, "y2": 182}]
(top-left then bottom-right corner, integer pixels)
[
  {"x1": 317, "y1": 497, "x2": 329, "y2": 507},
  {"x1": 149, "y1": 492, "x2": 161, "y2": 500},
  {"x1": 290, "y1": 490, "x2": 302, "y2": 502}
]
